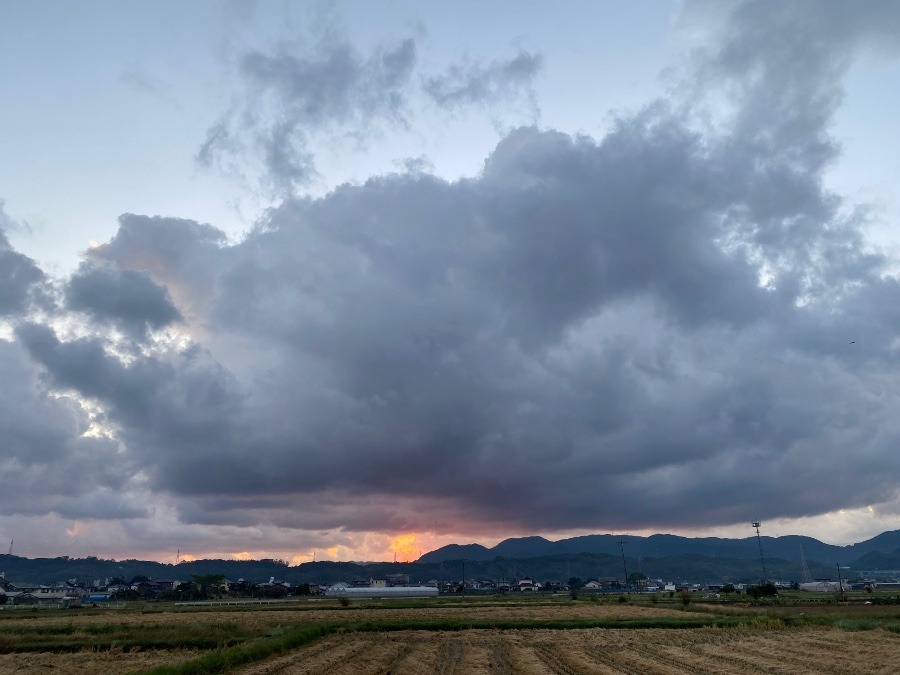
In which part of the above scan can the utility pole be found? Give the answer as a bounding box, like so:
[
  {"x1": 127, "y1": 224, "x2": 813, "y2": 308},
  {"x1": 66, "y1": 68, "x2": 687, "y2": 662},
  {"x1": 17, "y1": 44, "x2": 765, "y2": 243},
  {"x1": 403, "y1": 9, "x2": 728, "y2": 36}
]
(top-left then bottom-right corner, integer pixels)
[
  {"x1": 836, "y1": 564, "x2": 846, "y2": 602},
  {"x1": 751, "y1": 522, "x2": 767, "y2": 583},
  {"x1": 461, "y1": 559, "x2": 465, "y2": 596},
  {"x1": 618, "y1": 539, "x2": 628, "y2": 590}
]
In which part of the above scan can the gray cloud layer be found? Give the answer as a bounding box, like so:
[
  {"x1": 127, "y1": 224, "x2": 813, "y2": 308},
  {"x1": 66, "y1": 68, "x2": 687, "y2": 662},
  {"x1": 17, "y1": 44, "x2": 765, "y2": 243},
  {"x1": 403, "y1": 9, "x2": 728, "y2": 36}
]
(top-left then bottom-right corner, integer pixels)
[{"x1": 5, "y1": 1, "x2": 900, "y2": 539}]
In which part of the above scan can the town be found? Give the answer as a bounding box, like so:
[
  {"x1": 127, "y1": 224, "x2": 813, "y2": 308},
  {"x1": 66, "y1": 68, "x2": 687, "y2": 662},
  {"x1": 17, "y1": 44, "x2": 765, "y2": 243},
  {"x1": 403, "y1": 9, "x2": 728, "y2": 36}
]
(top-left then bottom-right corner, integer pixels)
[{"x1": 1, "y1": 569, "x2": 883, "y2": 608}]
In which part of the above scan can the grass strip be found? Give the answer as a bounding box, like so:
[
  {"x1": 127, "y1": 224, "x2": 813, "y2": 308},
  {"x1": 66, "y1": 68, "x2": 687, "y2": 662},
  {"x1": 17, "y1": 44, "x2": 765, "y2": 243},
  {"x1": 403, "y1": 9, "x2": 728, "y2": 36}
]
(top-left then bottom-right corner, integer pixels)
[
  {"x1": 0, "y1": 636, "x2": 240, "y2": 654},
  {"x1": 143, "y1": 625, "x2": 333, "y2": 675}
]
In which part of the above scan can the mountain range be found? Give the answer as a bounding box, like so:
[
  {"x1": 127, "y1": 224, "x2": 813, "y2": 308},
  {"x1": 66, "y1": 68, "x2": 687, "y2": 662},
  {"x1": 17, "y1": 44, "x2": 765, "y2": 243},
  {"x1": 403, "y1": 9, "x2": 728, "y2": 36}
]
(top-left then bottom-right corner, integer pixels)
[
  {"x1": 2, "y1": 530, "x2": 900, "y2": 587},
  {"x1": 418, "y1": 530, "x2": 900, "y2": 568}
]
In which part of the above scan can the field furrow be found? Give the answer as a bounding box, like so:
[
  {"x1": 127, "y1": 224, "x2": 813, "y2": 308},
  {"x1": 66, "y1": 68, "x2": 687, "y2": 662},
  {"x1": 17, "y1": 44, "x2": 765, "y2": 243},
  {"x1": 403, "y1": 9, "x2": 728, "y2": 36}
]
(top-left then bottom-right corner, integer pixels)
[
  {"x1": 434, "y1": 635, "x2": 464, "y2": 675},
  {"x1": 531, "y1": 640, "x2": 611, "y2": 674},
  {"x1": 629, "y1": 642, "x2": 734, "y2": 674}
]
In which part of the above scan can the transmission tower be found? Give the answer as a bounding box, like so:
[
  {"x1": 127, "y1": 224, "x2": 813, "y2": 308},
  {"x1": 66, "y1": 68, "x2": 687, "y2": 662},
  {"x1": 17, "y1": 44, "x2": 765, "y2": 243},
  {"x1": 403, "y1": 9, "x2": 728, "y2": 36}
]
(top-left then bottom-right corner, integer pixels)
[
  {"x1": 751, "y1": 521, "x2": 767, "y2": 582},
  {"x1": 618, "y1": 539, "x2": 629, "y2": 589},
  {"x1": 799, "y1": 542, "x2": 812, "y2": 583}
]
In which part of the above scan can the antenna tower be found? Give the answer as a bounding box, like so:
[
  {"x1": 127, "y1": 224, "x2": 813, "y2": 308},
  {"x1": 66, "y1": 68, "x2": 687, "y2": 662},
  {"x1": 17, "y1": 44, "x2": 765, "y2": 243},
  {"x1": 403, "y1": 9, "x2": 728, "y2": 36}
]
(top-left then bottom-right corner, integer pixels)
[
  {"x1": 175, "y1": 549, "x2": 180, "y2": 564},
  {"x1": 7, "y1": 539, "x2": 12, "y2": 556}
]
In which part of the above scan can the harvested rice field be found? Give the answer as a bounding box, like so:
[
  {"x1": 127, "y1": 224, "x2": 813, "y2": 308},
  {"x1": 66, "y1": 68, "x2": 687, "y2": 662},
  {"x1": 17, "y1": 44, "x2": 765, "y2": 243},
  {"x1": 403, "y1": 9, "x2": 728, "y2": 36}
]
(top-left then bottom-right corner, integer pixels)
[
  {"x1": 0, "y1": 648, "x2": 196, "y2": 674},
  {"x1": 0, "y1": 600, "x2": 686, "y2": 632},
  {"x1": 234, "y1": 627, "x2": 900, "y2": 675},
  {"x1": 0, "y1": 596, "x2": 898, "y2": 673}
]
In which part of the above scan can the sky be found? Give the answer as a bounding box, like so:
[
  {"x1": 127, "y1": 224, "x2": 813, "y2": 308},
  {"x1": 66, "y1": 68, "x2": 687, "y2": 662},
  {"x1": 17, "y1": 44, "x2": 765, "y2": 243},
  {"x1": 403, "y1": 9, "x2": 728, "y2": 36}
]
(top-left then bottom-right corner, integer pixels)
[{"x1": 2, "y1": 0, "x2": 900, "y2": 564}]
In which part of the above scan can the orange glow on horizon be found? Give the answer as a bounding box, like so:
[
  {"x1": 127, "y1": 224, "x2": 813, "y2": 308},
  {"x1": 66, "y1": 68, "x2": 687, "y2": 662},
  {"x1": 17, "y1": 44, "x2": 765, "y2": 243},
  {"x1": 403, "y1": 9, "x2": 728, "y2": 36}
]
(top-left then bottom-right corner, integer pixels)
[{"x1": 388, "y1": 533, "x2": 420, "y2": 562}]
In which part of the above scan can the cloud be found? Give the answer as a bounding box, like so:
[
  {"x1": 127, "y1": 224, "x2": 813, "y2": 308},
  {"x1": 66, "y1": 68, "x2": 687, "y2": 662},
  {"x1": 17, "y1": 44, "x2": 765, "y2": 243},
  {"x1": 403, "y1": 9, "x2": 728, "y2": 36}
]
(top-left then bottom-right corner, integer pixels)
[
  {"x1": 198, "y1": 37, "x2": 417, "y2": 193},
  {"x1": 118, "y1": 67, "x2": 181, "y2": 110},
  {"x1": 0, "y1": 338, "x2": 139, "y2": 520},
  {"x1": 48, "y1": 105, "x2": 900, "y2": 537},
  {"x1": 0, "y1": 202, "x2": 45, "y2": 316},
  {"x1": 65, "y1": 263, "x2": 182, "y2": 339},
  {"x1": 199, "y1": 31, "x2": 543, "y2": 196},
  {"x1": 424, "y1": 50, "x2": 542, "y2": 111},
  {"x1": 8, "y1": 1, "x2": 900, "y2": 553}
]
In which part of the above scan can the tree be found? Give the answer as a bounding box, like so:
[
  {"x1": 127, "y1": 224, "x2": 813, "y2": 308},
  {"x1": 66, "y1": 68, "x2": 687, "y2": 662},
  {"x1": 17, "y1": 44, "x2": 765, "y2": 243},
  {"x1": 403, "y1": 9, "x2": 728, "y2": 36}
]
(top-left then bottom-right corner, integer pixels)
[
  {"x1": 191, "y1": 574, "x2": 226, "y2": 599},
  {"x1": 721, "y1": 583, "x2": 736, "y2": 595},
  {"x1": 110, "y1": 588, "x2": 140, "y2": 601},
  {"x1": 568, "y1": 577, "x2": 583, "y2": 590},
  {"x1": 746, "y1": 582, "x2": 778, "y2": 599},
  {"x1": 264, "y1": 583, "x2": 289, "y2": 599}
]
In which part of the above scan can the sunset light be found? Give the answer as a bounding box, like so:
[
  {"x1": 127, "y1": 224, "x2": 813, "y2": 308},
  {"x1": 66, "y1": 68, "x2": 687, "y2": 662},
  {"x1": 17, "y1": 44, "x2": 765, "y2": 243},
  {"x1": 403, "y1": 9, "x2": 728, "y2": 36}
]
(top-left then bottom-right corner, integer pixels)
[{"x1": 388, "y1": 533, "x2": 420, "y2": 562}]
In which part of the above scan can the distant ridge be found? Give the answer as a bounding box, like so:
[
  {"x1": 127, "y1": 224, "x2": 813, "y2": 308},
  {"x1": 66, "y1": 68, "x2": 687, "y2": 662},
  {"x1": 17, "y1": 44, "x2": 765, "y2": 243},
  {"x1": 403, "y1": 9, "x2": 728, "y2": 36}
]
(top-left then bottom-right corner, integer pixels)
[{"x1": 418, "y1": 530, "x2": 900, "y2": 566}]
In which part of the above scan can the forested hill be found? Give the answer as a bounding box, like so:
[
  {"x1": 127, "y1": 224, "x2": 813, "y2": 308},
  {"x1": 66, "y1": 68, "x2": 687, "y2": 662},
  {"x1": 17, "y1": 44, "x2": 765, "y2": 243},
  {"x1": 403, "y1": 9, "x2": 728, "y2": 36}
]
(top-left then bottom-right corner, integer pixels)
[
  {"x1": 2, "y1": 549, "x2": 895, "y2": 587},
  {"x1": 418, "y1": 530, "x2": 900, "y2": 566}
]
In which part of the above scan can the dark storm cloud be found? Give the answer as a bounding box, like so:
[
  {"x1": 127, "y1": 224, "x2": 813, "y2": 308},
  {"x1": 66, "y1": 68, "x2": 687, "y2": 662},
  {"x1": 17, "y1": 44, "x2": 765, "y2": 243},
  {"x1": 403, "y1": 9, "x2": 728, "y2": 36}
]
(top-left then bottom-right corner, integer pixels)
[
  {"x1": 424, "y1": 50, "x2": 542, "y2": 109},
  {"x1": 0, "y1": 338, "x2": 140, "y2": 519},
  {"x1": 10, "y1": 1, "x2": 900, "y2": 537},
  {"x1": 15, "y1": 322, "x2": 246, "y2": 471},
  {"x1": 63, "y1": 109, "x2": 900, "y2": 535},
  {"x1": 0, "y1": 203, "x2": 45, "y2": 316},
  {"x1": 65, "y1": 263, "x2": 182, "y2": 339}
]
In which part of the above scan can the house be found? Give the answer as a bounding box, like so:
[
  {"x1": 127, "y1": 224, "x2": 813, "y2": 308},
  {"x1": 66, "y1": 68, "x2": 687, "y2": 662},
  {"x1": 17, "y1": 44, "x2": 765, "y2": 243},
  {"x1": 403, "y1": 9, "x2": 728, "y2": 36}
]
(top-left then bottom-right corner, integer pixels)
[
  {"x1": 260, "y1": 578, "x2": 291, "y2": 598},
  {"x1": 515, "y1": 577, "x2": 539, "y2": 592},
  {"x1": 11, "y1": 586, "x2": 82, "y2": 607},
  {"x1": 135, "y1": 579, "x2": 181, "y2": 599},
  {"x1": 385, "y1": 574, "x2": 410, "y2": 586}
]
